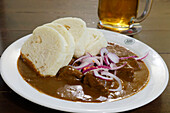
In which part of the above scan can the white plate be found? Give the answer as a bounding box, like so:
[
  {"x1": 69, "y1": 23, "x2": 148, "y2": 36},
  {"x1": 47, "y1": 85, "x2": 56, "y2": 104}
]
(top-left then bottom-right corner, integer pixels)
[{"x1": 0, "y1": 29, "x2": 169, "y2": 113}]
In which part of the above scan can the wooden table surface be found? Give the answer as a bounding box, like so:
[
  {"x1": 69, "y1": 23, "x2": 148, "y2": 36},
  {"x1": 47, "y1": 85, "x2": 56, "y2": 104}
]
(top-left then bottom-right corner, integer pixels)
[{"x1": 0, "y1": 0, "x2": 169, "y2": 112}]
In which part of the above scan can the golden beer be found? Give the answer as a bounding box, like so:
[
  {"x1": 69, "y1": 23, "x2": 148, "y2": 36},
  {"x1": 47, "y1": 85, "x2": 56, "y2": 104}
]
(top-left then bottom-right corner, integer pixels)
[{"x1": 98, "y1": 0, "x2": 139, "y2": 32}]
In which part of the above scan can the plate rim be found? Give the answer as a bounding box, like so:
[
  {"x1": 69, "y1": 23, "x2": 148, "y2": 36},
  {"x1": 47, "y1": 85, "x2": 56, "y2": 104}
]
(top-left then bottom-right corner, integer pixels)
[{"x1": 0, "y1": 29, "x2": 169, "y2": 112}]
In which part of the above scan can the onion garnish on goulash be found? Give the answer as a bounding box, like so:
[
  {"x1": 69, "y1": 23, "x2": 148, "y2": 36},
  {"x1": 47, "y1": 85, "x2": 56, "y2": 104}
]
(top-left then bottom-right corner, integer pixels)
[{"x1": 72, "y1": 47, "x2": 149, "y2": 92}]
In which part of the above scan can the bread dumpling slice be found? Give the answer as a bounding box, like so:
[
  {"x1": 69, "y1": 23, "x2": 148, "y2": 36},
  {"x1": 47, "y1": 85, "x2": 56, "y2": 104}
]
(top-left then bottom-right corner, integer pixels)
[
  {"x1": 85, "y1": 28, "x2": 107, "y2": 56},
  {"x1": 44, "y1": 23, "x2": 75, "y2": 66},
  {"x1": 21, "y1": 26, "x2": 68, "y2": 77},
  {"x1": 52, "y1": 17, "x2": 88, "y2": 57}
]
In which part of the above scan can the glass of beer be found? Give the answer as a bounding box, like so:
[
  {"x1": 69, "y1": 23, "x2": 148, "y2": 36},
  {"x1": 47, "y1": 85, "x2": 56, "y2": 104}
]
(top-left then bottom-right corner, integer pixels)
[{"x1": 98, "y1": 0, "x2": 153, "y2": 35}]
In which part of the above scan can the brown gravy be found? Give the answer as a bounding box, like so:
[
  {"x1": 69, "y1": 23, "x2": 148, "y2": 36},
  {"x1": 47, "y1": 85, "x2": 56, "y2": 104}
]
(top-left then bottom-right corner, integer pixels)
[{"x1": 17, "y1": 43, "x2": 149, "y2": 102}]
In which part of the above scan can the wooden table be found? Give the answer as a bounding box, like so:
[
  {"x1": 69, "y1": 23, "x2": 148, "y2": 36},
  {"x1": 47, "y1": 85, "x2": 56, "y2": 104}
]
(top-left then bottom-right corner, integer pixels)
[{"x1": 0, "y1": 0, "x2": 169, "y2": 112}]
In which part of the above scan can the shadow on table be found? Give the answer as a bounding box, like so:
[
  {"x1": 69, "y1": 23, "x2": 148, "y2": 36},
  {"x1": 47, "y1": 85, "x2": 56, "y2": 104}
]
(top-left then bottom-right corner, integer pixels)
[{"x1": 1, "y1": 90, "x2": 68, "y2": 113}]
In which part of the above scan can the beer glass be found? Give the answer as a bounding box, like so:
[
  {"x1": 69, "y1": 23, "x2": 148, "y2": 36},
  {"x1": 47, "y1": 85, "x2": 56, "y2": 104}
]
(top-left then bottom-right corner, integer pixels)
[{"x1": 98, "y1": 0, "x2": 152, "y2": 35}]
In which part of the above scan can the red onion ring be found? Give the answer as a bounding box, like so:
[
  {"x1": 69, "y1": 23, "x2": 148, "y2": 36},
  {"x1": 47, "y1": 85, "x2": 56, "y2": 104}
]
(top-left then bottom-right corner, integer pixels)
[
  {"x1": 135, "y1": 52, "x2": 149, "y2": 61},
  {"x1": 86, "y1": 52, "x2": 93, "y2": 57},
  {"x1": 93, "y1": 70, "x2": 113, "y2": 81},
  {"x1": 119, "y1": 55, "x2": 137, "y2": 60},
  {"x1": 82, "y1": 66, "x2": 110, "y2": 74},
  {"x1": 110, "y1": 62, "x2": 127, "y2": 70},
  {"x1": 101, "y1": 71, "x2": 122, "y2": 92},
  {"x1": 110, "y1": 63, "x2": 117, "y2": 69},
  {"x1": 82, "y1": 62, "x2": 127, "y2": 74},
  {"x1": 73, "y1": 62, "x2": 92, "y2": 70},
  {"x1": 93, "y1": 56, "x2": 103, "y2": 66},
  {"x1": 82, "y1": 66, "x2": 97, "y2": 74},
  {"x1": 104, "y1": 55, "x2": 110, "y2": 65},
  {"x1": 100, "y1": 47, "x2": 108, "y2": 57},
  {"x1": 100, "y1": 57, "x2": 103, "y2": 66},
  {"x1": 72, "y1": 56, "x2": 90, "y2": 66},
  {"x1": 107, "y1": 52, "x2": 119, "y2": 63},
  {"x1": 82, "y1": 57, "x2": 101, "y2": 66},
  {"x1": 71, "y1": 47, "x2": 148, "y2": 92}
]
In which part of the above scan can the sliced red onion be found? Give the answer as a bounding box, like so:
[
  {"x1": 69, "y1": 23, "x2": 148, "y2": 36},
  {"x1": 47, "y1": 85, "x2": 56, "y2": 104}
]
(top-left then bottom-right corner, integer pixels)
[
  {"x1": 82, "y1": 66, "x2": 97, "y2": 74},
  {"x1": 101, "y1": 71, "x2": 115, "y2": 78},
  {"x1": 93, "y1": 68, "x2": 109, "y2": 72},
  {"x1": 97, "y1": 65, "x2": 110, "y2": 69},
  {"x1": 114, "y1": 70, "x2": 117, "y2": 75},
  {"x1": 110, "y1": 63, "x2": 117, "y2": 68},
  {"x1": 73, "y1": 62, "x2": 92, "y2": 70},
  {"x1": 104, "y1": 55, "x2": 110, "y2": 65},
  {"x1": 85, "y1": 52, "x2": 93, "y2": 57},
  {"x1": 82, "y1": 62, "x2": 126, "y2": 73},
  {"x1": 83, "y1": 66, "x2": 110, "y2": 74},
  {"x1": 100, "y1": 57, "x2": 103, "y2": 66},
  {"x1": 100, "y1": 47, "x2": 108, "y2": 57},
  {"x1": 72, "y1": 55, "x2": 90, "y2": 66},
  {"x1": 93, "y1": 56, "x2": 103, "y2": 66},
  {"x1": 82, "y1": 57, "x2": 101, "y2": 66},
  {"x1": 72, "y1": 53, "x2": 93, "y2": 66},
  {"x1": 107, "y1": 52, "x2": 119, "y2": 63},
  {"x1": 119, "y1": 55, "x2": 138, "y2": 60},
  {"x1": 101, "y1": 71, "x2": 122, "y2": 92},
  {"x1": 93, "y1": 70, "x2": 113, "y2": 81},
  {"x1": 135, "y1": 52, "x2": 149, "y2": 61},
  {"x1": 93, "y1": 56, "x2": 101, "y2": 59},
  {"x1": 71, "y1": 47, "x2": 149, "y2": 93},
  {"x1": 110, "y1": 62, "x2": 127, "y2": 70}
]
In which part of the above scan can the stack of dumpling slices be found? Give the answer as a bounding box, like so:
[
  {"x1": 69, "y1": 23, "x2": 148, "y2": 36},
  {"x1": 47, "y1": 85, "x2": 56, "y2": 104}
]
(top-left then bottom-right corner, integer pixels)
[{"x1": 21, "y1": 17, "x2": 107, "y2": 77}]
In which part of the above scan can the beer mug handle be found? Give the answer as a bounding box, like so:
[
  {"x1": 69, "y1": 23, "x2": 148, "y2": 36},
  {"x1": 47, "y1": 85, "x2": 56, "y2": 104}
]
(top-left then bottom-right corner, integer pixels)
[{"x1": 132, "y1": 0, "x2": 153, "y2": 23}]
